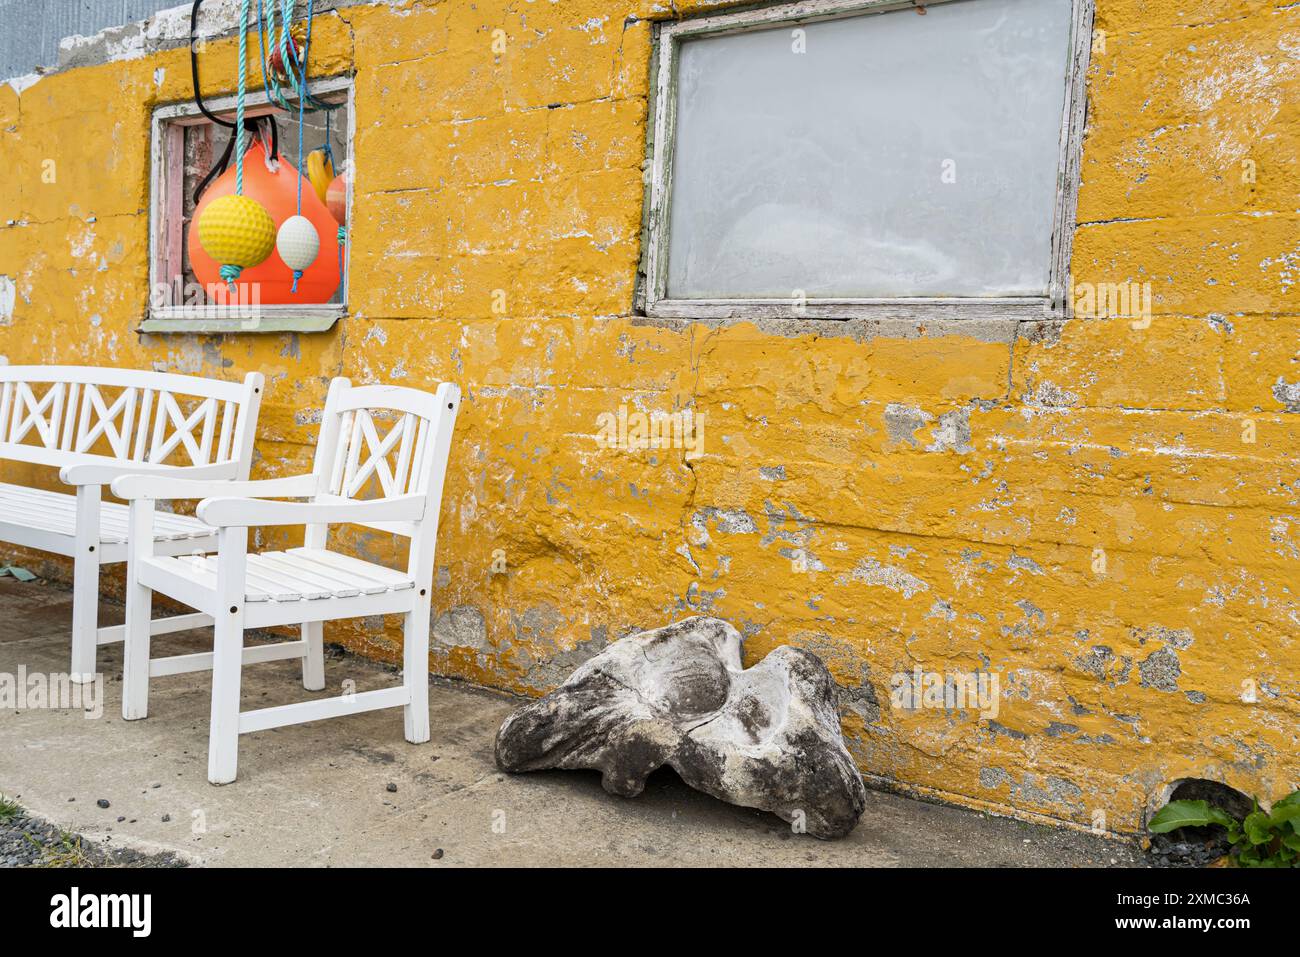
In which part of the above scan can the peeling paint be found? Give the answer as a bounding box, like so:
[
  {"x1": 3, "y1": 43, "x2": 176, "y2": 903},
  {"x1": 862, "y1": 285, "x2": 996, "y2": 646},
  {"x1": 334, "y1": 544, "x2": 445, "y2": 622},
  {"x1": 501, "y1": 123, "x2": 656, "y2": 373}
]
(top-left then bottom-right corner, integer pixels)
[{"x1": 0, "y1": 0, "x2": 1297, "y2": 839}]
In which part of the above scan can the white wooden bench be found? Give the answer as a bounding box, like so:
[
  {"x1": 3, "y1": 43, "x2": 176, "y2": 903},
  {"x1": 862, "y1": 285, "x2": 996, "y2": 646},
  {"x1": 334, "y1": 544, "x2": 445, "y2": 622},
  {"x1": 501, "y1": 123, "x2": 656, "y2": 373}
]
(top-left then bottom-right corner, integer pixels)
[
  {"x1": 113, "y1": 376, "x2": 460, "y2": 784},
  {"x1": 0, "y1": 361, "x2": 263, "y2": 681}
]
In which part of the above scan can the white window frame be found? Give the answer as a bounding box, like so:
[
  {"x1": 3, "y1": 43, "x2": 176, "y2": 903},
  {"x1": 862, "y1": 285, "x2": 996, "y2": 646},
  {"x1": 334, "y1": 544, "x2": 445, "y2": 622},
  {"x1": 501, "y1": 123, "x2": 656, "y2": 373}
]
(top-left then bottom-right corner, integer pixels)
[
  {"x1": 640, "y1": 0, "x2": 1095, "y2": 322},
  {"x1": 143, "y1": 74, "x2": 355, "y2": 334}
]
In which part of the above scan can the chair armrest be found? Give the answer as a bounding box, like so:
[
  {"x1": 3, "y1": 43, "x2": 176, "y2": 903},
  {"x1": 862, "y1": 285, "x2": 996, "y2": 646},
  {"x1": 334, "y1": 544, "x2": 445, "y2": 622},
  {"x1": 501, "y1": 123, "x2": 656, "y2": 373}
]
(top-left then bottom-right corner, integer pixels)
[
  {"x1": 112, "y1": 472, "x2": 320, "y2": 502},
  {"x1": 60, "y1": 460, "x2": 241, "y2": 487},
  {"x1": 196, "y1": 494, "x2": 426, "y2": 528}
]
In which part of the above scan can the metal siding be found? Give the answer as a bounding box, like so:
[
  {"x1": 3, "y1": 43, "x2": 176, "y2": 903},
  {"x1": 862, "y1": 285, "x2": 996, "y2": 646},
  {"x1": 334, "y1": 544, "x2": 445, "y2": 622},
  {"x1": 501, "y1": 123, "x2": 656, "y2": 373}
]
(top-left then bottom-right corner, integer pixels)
[{"x1": 1, "y1": 0, "x2": 179, "y2": 80}]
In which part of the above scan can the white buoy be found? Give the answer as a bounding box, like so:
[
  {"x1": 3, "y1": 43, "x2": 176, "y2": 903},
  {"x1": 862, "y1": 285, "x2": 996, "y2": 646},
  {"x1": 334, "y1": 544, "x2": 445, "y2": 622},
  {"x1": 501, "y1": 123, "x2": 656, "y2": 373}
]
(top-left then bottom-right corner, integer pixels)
[{"x1": 276, "y1": 214, "x2": 320, "y2": 290}]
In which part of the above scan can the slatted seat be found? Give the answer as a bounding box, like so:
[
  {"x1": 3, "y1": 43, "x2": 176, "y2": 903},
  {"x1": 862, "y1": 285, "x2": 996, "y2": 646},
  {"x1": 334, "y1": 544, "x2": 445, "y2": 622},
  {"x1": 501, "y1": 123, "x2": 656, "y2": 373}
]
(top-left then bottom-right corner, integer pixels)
[
  {"x1": 114, "y1": 377, "x2": 460, "y2": 784},
  {"x1": 0, "y1": 361, "x2": 263, "y2": 680},
  {"x1": 146, "y1": 548, "x2": 415, "y2": 603},
  {"x1": 0, "y1": 482, "x2": 213, "y2": 546}
]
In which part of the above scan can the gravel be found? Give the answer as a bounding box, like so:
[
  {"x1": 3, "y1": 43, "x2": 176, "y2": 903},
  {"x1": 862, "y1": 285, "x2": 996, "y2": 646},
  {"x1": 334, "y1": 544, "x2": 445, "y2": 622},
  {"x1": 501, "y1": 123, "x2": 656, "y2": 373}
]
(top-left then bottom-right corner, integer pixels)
[
  {"x1": 1146, "y1": 827, "x2": 1233, "y2": 868},
  {"x1": 0, "y1": 807, "x2": 186, "y2": 868}
]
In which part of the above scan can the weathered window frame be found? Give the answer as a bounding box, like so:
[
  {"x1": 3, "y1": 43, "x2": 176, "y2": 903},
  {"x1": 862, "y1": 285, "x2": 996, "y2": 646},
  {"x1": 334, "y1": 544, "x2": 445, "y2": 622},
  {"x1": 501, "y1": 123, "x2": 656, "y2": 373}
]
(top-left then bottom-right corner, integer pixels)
[
  {"x1": 639, "y1": 0, "x2": 1095, "y2": 322},
  {"x1": 142, "y1": 74, "x2": 355, "y2": 335}
]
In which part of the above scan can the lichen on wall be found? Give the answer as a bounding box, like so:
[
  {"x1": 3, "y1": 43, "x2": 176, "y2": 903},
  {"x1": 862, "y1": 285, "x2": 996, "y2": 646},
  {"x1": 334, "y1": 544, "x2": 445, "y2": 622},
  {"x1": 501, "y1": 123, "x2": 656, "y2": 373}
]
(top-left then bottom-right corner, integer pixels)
[{"x1": 0, "y1": 0, "x2": 1297, "y2": 836}]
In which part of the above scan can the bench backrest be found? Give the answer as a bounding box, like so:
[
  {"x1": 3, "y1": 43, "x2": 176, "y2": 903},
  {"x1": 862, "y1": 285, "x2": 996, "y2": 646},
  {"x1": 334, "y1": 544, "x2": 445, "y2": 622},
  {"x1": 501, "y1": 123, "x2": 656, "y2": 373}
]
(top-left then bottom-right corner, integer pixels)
[
  {"x1": 307, "y1": 377, "x2": 460, "y2": 580},
  {"x1": 0, "y1": 365, "x2": 263, "y2": 477}
]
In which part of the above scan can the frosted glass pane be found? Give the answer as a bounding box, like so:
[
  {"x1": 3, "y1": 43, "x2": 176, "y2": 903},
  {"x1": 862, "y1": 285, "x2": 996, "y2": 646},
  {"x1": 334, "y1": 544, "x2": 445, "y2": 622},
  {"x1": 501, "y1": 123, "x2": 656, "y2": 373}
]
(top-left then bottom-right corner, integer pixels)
[{"x1": 665, "y1": 0, "x2": 1074, "y2": 300}]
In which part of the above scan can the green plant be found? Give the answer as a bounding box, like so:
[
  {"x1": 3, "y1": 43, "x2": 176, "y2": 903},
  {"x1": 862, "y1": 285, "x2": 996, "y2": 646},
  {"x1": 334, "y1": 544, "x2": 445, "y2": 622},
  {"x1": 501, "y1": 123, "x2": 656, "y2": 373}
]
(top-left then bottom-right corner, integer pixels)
[
  {"x1": 1150, "y1": 789, "x2": 1300, "y2": 868},
  {"x1": 39, "y1": 831, "x2": 93, "y2": 868},
  {"x1": 0, "y1": 793, "x2": 22, "y2": 823}
]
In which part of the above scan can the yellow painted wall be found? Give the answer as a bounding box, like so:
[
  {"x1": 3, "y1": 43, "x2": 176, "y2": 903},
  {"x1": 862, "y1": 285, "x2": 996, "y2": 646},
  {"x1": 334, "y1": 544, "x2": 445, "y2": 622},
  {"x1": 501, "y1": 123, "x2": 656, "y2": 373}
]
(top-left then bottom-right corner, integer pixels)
[{"x1": 1, "y1": 0, "x2": 1298, "y2": 835}]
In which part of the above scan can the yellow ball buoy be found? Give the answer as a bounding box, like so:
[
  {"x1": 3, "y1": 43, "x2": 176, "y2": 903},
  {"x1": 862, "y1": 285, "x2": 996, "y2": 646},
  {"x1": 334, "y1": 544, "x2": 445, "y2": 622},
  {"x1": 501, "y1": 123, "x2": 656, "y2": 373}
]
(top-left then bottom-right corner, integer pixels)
[{"x1": 196, "y1": 194, "x2": 277, "y2": 288}]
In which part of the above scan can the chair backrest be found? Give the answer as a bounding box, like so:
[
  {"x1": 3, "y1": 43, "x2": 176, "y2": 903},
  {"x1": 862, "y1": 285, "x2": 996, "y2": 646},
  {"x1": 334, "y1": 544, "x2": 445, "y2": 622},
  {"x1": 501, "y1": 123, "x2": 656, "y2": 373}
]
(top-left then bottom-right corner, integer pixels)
[
  {"x1": 308, "y1": 377, "x2": 461, "y2": 579},
  {"x1": 0, "y1": 365, "x2": 263, "y2": 477}
]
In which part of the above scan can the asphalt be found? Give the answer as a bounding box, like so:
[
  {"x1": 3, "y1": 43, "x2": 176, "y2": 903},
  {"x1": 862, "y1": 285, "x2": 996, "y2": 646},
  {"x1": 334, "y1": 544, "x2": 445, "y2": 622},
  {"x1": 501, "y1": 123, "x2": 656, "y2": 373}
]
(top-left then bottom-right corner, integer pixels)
[{"x1": 0, "y1": 577, "x2": 1147, "y2": 867}]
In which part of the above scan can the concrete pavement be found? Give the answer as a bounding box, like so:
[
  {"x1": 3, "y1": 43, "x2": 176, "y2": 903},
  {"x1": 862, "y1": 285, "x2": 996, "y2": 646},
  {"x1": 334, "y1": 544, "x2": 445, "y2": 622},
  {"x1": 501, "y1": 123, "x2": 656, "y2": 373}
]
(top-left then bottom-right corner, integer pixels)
[{"x1": 0, "y1": 578, "x2": 1146, "y2": 867}]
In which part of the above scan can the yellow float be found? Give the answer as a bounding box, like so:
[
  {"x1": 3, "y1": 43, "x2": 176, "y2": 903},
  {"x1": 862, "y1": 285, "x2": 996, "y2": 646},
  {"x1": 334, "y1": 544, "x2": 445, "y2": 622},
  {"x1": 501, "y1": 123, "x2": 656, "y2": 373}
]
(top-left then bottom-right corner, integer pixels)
[{"x1": 196, "y1": 194, "x2": 277, "y2": 287}]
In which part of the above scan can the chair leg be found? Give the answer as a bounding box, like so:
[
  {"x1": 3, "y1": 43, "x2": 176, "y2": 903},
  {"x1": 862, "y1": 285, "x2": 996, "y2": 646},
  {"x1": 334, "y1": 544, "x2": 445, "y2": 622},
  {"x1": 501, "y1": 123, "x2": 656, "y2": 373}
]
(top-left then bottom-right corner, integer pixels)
[
  {"x1": 207, "y1": 613, "x2": 244, "y2": 785},
  {"x1": 121, "y1": 580, "x2": 152, "y2": 721},
  {"x1": 301, "y1": 620, "x2": 325, "y2": 691},
  {"x1": 70, "y1": 484, "x2": 102, "y2": 684},
  {"x1": 403, "y1": 606, "x2": 430, "y2": 744},
  {"x1": 122, "y1": 497, "x2": 156, "y2": 719},
  {"x1": 69, "y1": 549, "x2": 99, "y2": 684}
]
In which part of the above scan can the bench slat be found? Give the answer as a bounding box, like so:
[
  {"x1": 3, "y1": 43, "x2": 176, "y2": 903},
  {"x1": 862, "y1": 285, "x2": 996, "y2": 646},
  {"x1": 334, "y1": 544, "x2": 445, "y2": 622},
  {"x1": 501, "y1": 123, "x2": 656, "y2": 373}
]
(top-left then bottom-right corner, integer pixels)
[
  {"x1": 148, "y1": 548, "x2": 411, "y2": 604},
  {"x1": 285, "y1": 547, "x2": 415, "y2": 591},
  {"x1": 254, "y1": 552, "x2": 364, "y2": 597},
  {"x1": 0, "y1": 483, "x2": 213, "y2": 544},
  {"x1": 0, "y1": 366, "x2": 249, "y2": 403}
]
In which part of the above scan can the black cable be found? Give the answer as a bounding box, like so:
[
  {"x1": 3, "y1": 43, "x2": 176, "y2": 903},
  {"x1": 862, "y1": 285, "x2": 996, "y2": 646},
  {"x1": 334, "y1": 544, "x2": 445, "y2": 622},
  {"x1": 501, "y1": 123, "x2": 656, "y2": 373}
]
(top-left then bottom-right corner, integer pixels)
[
  {"x1": 189, "y1": 1, "x2": 280, "y2": 204},
  {"x1": 190, "y1": 0, "x2": 235, "y2": 129},
  {"x1": 193, "y1": 132, "x2": 235, "y2": 204},
  {"x1": 193, "y1": 117, "x2": 279, "y2": 205}
]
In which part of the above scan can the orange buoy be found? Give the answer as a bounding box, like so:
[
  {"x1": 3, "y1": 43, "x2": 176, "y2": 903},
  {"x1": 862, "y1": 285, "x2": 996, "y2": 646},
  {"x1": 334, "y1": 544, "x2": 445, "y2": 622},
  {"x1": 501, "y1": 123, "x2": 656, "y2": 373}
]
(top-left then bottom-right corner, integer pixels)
[
  {"x1": 190, "y1": 140, "x2": 341, "y2": 306},
  {"x1": 326, "y1": 171, "x2": 348, "y2": 228}
]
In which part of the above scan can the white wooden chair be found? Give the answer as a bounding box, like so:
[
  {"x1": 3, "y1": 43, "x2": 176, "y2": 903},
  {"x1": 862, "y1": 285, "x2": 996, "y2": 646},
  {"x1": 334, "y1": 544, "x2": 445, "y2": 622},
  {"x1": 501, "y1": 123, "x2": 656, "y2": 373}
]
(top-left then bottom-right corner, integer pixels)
[
  {"x1": 111, "y1": 377, "x2": 461, "y2": 784},
  {"x1": 0, "y1": 362, "x2": 263, "y2": 682}
]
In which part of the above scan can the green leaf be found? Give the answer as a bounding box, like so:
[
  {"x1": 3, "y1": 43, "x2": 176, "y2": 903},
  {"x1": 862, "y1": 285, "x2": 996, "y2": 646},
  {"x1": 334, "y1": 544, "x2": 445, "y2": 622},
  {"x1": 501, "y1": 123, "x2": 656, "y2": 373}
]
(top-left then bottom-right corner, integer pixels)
[
  {"x1": 1282, "y1": 832, "x2": 1300, "y2": 854},
  {"x1": 1269, "y1": 803, "x2": 1300, "y2": 829},
  {"x1": 1150, "y1": 800, "x2": 1221, "y2": 833},
  {"x1": 1207, "y1": 806, "x2": 1239, "y2": 829},
  {"x1": 1243, "y1": 810, "x2": 1274, "y2": 845},
  {"x1": 1235, "y1": 842, "x2": 1293, "y2": 867},
  {"x1": 1273, "y1": 790, "x2": 1300, "y2": 810}
]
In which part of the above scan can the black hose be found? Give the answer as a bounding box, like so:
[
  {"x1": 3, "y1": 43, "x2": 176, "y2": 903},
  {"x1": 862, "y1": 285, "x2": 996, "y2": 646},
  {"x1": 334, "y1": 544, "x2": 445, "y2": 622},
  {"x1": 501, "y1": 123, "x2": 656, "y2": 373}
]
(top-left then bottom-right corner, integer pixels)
[
  {"x1": 189, "y1": 1, "x2": 279, "y2": 204},
  {"x1": 193, "y1": 117, "x2": 279, "y2": 205},
  {"x1": 190, "y1": 0, "x2": 235, "y2": 129}
]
